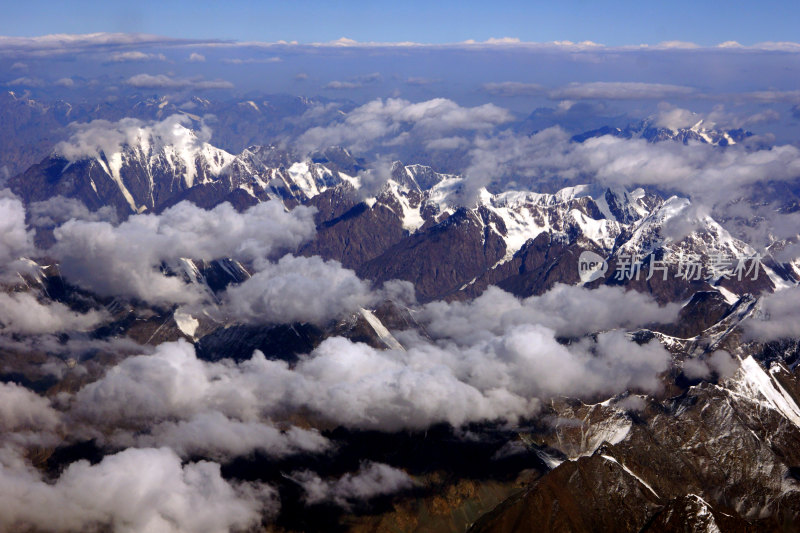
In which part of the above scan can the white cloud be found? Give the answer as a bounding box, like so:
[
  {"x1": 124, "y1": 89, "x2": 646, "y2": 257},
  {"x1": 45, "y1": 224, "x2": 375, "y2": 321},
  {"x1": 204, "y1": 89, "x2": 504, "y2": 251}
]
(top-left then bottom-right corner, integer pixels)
[
  {"x1": 654, "y1": 104, "x2": 779, "y2": 130},
  {"x1": 223, "y1": 254, "x2": 376, "y2": 325},
  {"x1": 188, "y1": 52, "x2": 206, "y2": 62},
  {"x1": 108, "y1": 51, "x2": 166, "y2": 62},
  {"x1": 4, "y1": 76, "x2": 43, "y2": 87},
  {"x1": 0, "y1": 33, "x2": 179, "y2": 57},
  {"x1": 54, "y1": 113, "x2": 214, "y2": 163},
  {"x1": 549, "y1": 81, "x2": 696, "y2": 100},
  {"x1": 52, "y1": 200, "x2": 317, "y2": 305},
  {"x1": 426, "y1": 136, "x2": 469, "y2": 150},
  {"x1": 682, "y1": 350, "x2": 739, "y2": 379},
  {"x1": 750, "y1": 41, "x2": 800, "y2": 52},
  {"x1": 0, "y1": 381, "x2": 60, "y2": 433},
  {"x1": 297, "y1": 97, "x2": 513, "y2": 155},
  {"x1": 293, "y1": 462, "x2": 415, "y2": 509},
  {"x1": 0, "y1": 446, "x2": 276, "y2": 532},
  {"x1": 461, "y1": 125, "x2": 800, "y2": 205},
  {"x1": 2, "y1": 32, "x2": 800, "y2": 57},
  {"x1": 222, "y1": 56, "x2": 281, "y2": 64},
  {"x1": 654, "y1": 40, "x2": 701, "y2": 49},
  {"x1": 107, "y1": 412, "x2": 330, "y2": 460},
  {"x1": 717, "y1": 41, "x2": 744, "y2": 49},
  {"x1": 419, "y1": 284, "x2": 680, "y2": 341},
  {"x1": 125, "y1": 73, "x2": 233, "y2": 90},
  {"x1": 27, "y1": 196, "x2": 118, "y2": 227},
  {"x1": 73, "y1": 317, "x2": 669, "y2": 434},
  {"x1": 0, "y1": 192, "x2": 35, "y2": 280},
  {"x1": 0, "y1": 293, "x2": 107, "y2": 335},
  {"x1": 742, "y1": 90, "x2": 800, "y2": 104},
  {"x1": 744, "y1": 287, "x2": 800, "y2": 341},
  {"x1": 324, "y1": 80, "x2": 362, "y2": 90}
]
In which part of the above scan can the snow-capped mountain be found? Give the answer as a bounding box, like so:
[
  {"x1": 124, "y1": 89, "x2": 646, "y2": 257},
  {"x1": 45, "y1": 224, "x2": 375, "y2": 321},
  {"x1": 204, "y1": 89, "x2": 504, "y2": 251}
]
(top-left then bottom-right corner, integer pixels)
[
  {"x1": 11, "y1": 128, "x2": 796, "y2": 305},
  {"x1": 9, "y1": 130, "x2": 359, "y2": 214},
  {"x1": 572, "y1": 119, "x2": 753, "y2": 146}
]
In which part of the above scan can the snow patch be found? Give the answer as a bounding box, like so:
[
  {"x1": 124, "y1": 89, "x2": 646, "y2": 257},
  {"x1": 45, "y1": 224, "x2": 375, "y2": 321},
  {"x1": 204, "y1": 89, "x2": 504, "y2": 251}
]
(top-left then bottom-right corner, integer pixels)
[
  {"x1": 600, "y1": 454, "x2": 659, "y2": 498},
  {"x1": 716, "y1": 285, "x2": 739, "y2": 305},
  {"x1": 174, "y1": 310, "x2": 199, "y2": 338},
  {"x1": 733, "y1": 356, "x2": 800, "y2": 428},
  {"x1": 359, "y1": 308, "x2": 405, "y2": 351}
]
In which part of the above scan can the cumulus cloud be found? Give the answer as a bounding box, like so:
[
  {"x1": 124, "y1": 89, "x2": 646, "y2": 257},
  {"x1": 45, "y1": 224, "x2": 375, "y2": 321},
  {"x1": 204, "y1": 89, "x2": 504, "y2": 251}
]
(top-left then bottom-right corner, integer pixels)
[
  {"x1": 682, "y1": 350, "x2": 740, "y2": 379},
  {"x1": 112, "y1": 413, "x2": 331, "y2": 460},
  {"x1": 0, "y1": 446, "x2": 276, "y2": 533},
  {"x1": 188, "y1": 52, "x2": 206, "y2": 62},
  {"x1": 0, "y1": 192, "x2": 35, "y2": 280},
  {"x1": 52, "y1": 200, "x2": 316, "y2": 304},
  {"x1": 73, "y1": 319, "x2": 670, "y2": 434},
  {"x1": 68, "y1": 340, "x2": 254, "y2": 424},
  {"x1": 0, "y1": 293, "x2": 107, "y2": 335},
  {"x1": 223, "y1": 255, "x2": 376, "y2": 325},
  {"x1": 70, "y1": 339, "x2": 331, "y2": 460},
  {"x1": 0, "y1": 334, "x2": 143, "y2": 364},
  {"x1": 653, "y1": 105, "x2": 703, "y2": 130},
  {"x1": 744, "y1": 287, "x2": 800, "y2": 341},
  {"x1": 615, "y1": 394, "x2": 647, "y2": 412},
  {"x1": 652, "y1": 104, "x2": 777, "y2": 131},
  {"x1": 27, "y1": 196, "x2": 118, "y2": 227},
  {"x1": 462, "y1": 125, "x2": 800, "y2": 206},
  {"x1": 296, "y1": 97, "x2": 513, "y2": 155},
  {"x1": 125, "y1": 73, "x2": 233, "y2": 90},
  {"x1": 0, "y1": 381, "x2": 61, "y2": 434},
  {"x1": 54, "y1": 113, "x2": 215, "y2": 163},
  {"x1": 419, "y1": 284, "x2": 680, "y2": 341},
  {"x1": 293, "y1": 462, "x2": 415, "y2": 509}
]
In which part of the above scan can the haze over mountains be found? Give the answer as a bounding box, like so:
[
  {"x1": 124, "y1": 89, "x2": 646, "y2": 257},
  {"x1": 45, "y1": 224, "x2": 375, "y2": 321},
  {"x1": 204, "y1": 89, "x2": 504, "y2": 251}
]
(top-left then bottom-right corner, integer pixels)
[{"x1": 1, "y1": 27, "x2": 800, "y2": 533}]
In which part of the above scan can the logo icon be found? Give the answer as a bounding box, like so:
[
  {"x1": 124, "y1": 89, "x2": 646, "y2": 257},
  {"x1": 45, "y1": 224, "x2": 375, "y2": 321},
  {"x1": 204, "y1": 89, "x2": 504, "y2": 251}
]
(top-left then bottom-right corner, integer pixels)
[{"x1": 578, "y1": 250, "x2": 608, "y2": 283}]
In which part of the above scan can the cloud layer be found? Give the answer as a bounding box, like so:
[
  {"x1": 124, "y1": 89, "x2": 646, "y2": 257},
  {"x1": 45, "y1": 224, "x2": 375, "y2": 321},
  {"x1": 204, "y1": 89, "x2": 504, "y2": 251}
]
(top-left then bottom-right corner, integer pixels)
[
  {"x1": 53, "y1": 200, "x2": 317, "y2": 305},
  {"x1": 0, "y1": 446, "x2": 275, "y2": 533}
]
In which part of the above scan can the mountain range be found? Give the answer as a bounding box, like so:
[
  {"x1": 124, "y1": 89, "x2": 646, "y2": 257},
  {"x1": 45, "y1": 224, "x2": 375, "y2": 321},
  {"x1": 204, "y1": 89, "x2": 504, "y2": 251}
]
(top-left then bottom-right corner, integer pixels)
[{"x1": 3, "y1": 115, "x2": 800, "y2": 533}]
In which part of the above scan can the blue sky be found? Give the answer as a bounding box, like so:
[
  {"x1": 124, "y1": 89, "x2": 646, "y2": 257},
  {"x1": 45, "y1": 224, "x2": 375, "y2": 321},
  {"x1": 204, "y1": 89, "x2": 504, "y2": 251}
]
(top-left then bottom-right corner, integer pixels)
[{"x1": 1, "y1": 0, "x2": 797, "y2": 46}]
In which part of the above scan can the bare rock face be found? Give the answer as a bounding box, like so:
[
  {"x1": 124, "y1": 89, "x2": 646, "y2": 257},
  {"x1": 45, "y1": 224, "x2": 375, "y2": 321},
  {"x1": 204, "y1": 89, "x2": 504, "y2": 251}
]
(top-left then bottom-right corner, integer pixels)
[
  {"x1": 470, "y1": 451, "x2": 662, "y2": 533},
  {"x1": 651, "y1": 290, "x2": 732, "y2": 338},
  {"x1": 357, "y1": 208, "x2": 507, "y2": 302},
  {"x1": 301, "y1": 197, "x2": 408, "y2": 270},
  {"x1": 642, "y1": 494, "x2": 757, "y2": 533},
  {"x1": 464, "y1": 232, "x2": 592, "y2": 299},
  {"x1": 469, "y1": 351, "x2": 800, "y2": 533}
]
